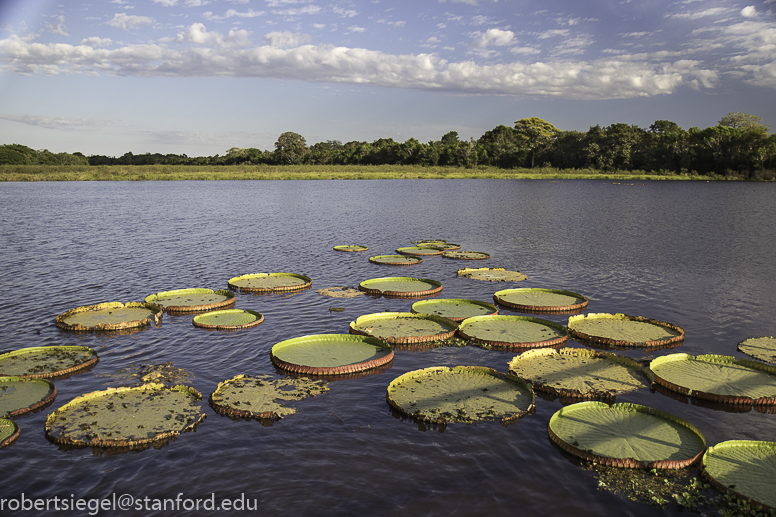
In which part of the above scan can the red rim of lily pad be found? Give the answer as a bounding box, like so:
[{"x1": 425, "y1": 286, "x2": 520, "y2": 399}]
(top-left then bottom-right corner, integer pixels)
[
  {"x1": 457, "y1": 315, "x2": 569, "y2": 349},
  {"x1": 0, "y1": 418, "x2": 20, "y2": 448},
  {"x1": 192, "y1": 309, "x2": 265, "y2": 330},
  {"x1": 227, "y1": 273, "x2": 312, "y2": 293},
  {"x1": 270, "y1": 334, "x2": 394, "y2": 375},
  {"x1": 0, "y1": 346, "x2": 99, "y2": 379},
  {"x1": 358, "y1": 277, "x2": 443, "y2": 298},
  {"x1": 349, "y1": 312, "x2": 458, "y2": 344},
  {"x1": 567, "y1": 313, "x2": 685, "y2": 348},
  {"x1": 144, "y1": 288, "x2": 236, "y2": 313},
  {"x1": 494, "y1": 288, "x2": 589, "y2": 313},
  {"x1": 1, "y1": 376, "x2": 57, "y2": 418}
]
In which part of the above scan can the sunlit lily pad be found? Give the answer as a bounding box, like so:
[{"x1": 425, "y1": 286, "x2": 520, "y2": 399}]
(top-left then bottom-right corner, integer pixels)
[
  {"x1": 702, "y1": 440, "x2": 776, "y2": 510},
  {"x1": 349, "y1": 312, "x2": 458, "y2": 344},
  {"x1": 0, "y1": 418, "x2": 20, "y2": 448},
  {"x1": 413, "y1": 241, "x2": 461, "y2": 250},
  {"x1": 507, "y1": 348, "x2": 648, "y2": 399},
  {"x1": 145, "y1": 288, "x2": 235, "y2": 313},
  {"x1": 56, "y1": 301, "x2": 163, "y2": 331},
  {"x1": 548, "y1": 401, "x2": 706, "y2": 469},
  {"x1": 396, "y1": 246, "x2": 444, "y2": 256},
  {"x1": 333, "y1": 245, "x2": 369, "y2": 252},
  {"x1": 411, "y1": 298, "x2": 498, "y2": 322},
  {"x1": 358, "y1": 277, "x2": 443, "y2": 298},
  {"x1": 647, "y1": 353, "x2": 776, "y2": 406},
  {"x1": 0, "y1": 346, "x2": 98, "y2": 379},
  {"x1": 0, "y1": 376, "x2": 57, "y2": 418},
  {"x1": 369, "y1": 255, "x2": 423, "y2": 266},
  {"x1": 227, "y1": 273, "x2": 312, "y2": 293},
  {"x1": 568, "y1": 313, "x2": 684, "y2": 348},
  {"x1": 386, "y1": 366, "x2": 535, "y2": 424},
  {"x1": 457, "y1": 315, "x2": 568, "y2": 348},
  {"x1": 457, "y1": 267, "x2": 528, "y2": 282},
  {"x1": 315, "y1": 287, "x2": 366, "y2": 298},
  {"x1": 209, "y1": 374, "x2": 329, "y2": 420},
  {"x1": 494, "y1": 288, "x2": 588, "y2": 312},
  {"x1": 270, "y1": 334, "x2": 393, "y2": 375},
  {"x1": 442, "y1": 251, "x2": 490, "y2": 260},
  {"x1": 738, "y1": 336, "x2": 776, "y2": 364},
  {"x1": 45, "y1": 384, "x2": 205, "y2": 448},
  {"x1": 192, "y1": 309, "x2": 264, "y2": 330}
]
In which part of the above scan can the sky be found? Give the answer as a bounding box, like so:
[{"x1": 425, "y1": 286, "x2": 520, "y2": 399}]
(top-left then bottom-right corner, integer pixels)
[{"x1": 0, "y1": 0, "x2": 774, "y2": 157}]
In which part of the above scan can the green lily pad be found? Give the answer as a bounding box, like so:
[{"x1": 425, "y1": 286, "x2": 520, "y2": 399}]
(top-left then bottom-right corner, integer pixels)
[
  {"x1": 369, "y1": 255, "x2": 423, "y2": 266},
  {"x1": 227, "y1": 273, "x2": 312, "y2": 293},
  {"x1": 386, "y1": 366, "x2": 535, "y2": 424},
  {"x1": 702, "y1": 440, "x2": 776, "y2": 510},
  {"x1": 396, "y1": 246, "x2": 445, "y2": 256},
  {"x1": 738, "y1": 336, "x2": 776, "y2": 364},
  {"x1": 457, "y1": 267, "x2": 529, "y2": 282},
  {"x1": 45, "y1": 384, "x2": 205, "y2": 448},
  {"x1": 0, "y1": 376, "x2": 57, "y2": 418},
  {"x1": 333, "y1": 245, "x2": 369, "y2": 252},
  {"x1": 56, "y1": 301, "x2": 163, "y2": 331},
  {"x1": 568, "y1": 313, "x2": 684, "y2": 348},
  {"x1": 315, "y1": 287, "x2": 366, "y2": 298},
  {"x1": 0, "y1": 418, "x2": 20, "y2": 448},
  {"x1": 648, "y1": 353, "x2": 776, "y2": 406},
  {"x1": 145, "y1": 288, "x2": 235, "y2": 313},
  {"x1": 270, "y1": 334, "x2": 393, "y2": 375},
  {"x1": 358, "y1": 277, "x2": 443, "y2": 298},
  {"x1": 411, "y1": 298, "x2": 498, "y2": 322},
  {"x1": 548, "y1": 401, "x2": 706, "y2": 469},
  {"x1": 507, "y1": 348, "x2": 648, "y2": 399},
  {"x1": 442, "y1": 251, "x2": 490, "y2": 260},
  {"x1": 494, "y1": 288, "x2": 588, "y2": 313},
  {"x1": 349, "y1": 312, "x2": 458, "y2": 344},
  {"x1": 209, "y1": 374, "x2": 329, "y2": 420},
  {"x1": 0, "y1": 346, "x2": 98, "y2": 378},
  {"x1": 457, "y1": 315, "x2": 568, "y2": 348},
  {"x1": 192, "y1": 309, "x2": 264, "y2": 330}
]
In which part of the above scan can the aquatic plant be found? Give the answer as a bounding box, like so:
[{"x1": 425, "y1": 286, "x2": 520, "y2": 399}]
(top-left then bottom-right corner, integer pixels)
[
  {"x1": 457, "y1": 267, "x2": 528, "y2": 282},
  {"x1": 0, "y1": 376, "x2": 57, "y2": 418},
  {"x1": 227, "y1": 273, "x2": 312, "y2": 293},
  {"x1": 333, "y1": 245, "x2": 369, "y2": 252},
  {"x1": 315, "y1": 287, "x2": 365, "y2": 298},
  {"x1": 144, "y1": 288, "x2": 235, "y2": 313},
  {"x1": 457, "y1": 315, "x2": 568, "y2": 348},
  {"x1": 568, "y1": 313, "x2": 684, "y2": 348},
  {"x1": 369, "y1": 255, "x2": 423, "y2": 266},
  {"x1": 0, "y1": 418, "x2": 20, "y2": 448},
  {"x1": 270, "y1": 334, "x2": 393, "y2": 375},
  {"x1": 0, "y1": 346, "x2": 98, "y2": 379},
  {"x1": 494, "y1": 288, "x2": 588, "y2": 313},
  {"x1": 349, "y1": 312, "x2": 457, "y2": 344},
  {"x1": 702, "y1": 440, "x2": 776, "y2": 511},
  {"x1": 410, "y1": 298, "x2": 498, "y2": 322},
  {"x1": 441, "y1": 251, "x2": 490, "y2": 260},
  {"x1": 56, "y1": 301, "x2": 163, "y2": 331},
  {"x1": 209, "y1": 374, "x2": 329, "y2": 420},
  {"x1": 738, "y1": 336, "x2": 776, "y2": 364},
  {"x1": 192, "y1": 309, "x2": 264, "y2": 330},
  {"x1": 358, "y1": 277, "x2": 443, "y2": 298}
]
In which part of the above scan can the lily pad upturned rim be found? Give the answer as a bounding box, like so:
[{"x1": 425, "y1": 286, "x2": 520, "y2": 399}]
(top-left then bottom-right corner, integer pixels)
[
  {"x1": 442, "y1": 250, "x2": 491, "y2": 260},
  {"x1": 411, "y1": 298, "x2": 499, "y2": 322},
  {"x1": 358, "y1": 276, "x2": 443, "y2": 298},
  {"x1": 567, "y1": 312, "x2": 685, "y2": 348},
  {"x1": 548, "y1": 401, "x2": 707, "y2": 469},
  {"x1": 738, "y1": 336, "x2": 776, "y2": 364},
  {"x1": 494, "y1": 288, "x2": 589, "y2": 313},
  {"x1": 457, "y1": 315, "x2": 569, "y2": 348},
  {"x1": 0, "y1": 346, "x2": 99, "y2": 379},
  {"x1": 227, "y1": 273, "x2": 312, "y2": 293},
  {"x1": 144, "y1": 288, "x2": 236, "y2": 313},
  {"x1": 192, "y1": 309, "x2": 265, "y2": 330},
  {"x1": 270, "y1": 334, "x2": 394, "y2": 375},
  {"x1": 701, "y1": 440, "x2": 776, "y2": 511},
  {"x1": 333, "y1": 245, "x2": 369, "y2": 252},
  {"x1": 349, "y1": 312, "x2": 458, "y2": 344},
  {"x1": 369, "y1": 255, "x2": 424, "y2": 266},
  {"x1": 0, "y1": 418, "x2": 20, "y2": 448},
  {"x1": 56, "y1": 301, "x2": 163, "y2": 331},
  {"x1": 395, "y1": 246, "x2": 445, "y2": 257},
  {"x1": 0, "y1": 376, "x2": 57, "y2": 418},
  {"x1": 457, "y1": 267, "x2": 529, "y2": 282}
]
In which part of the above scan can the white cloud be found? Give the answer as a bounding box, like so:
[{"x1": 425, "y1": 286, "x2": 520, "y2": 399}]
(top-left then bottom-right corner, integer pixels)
[
  {"x1": 263, "y1": 31, "x2": 312, "y2": 48},
  {"x1": 176, "y1": 23, "x2": 252, "y2": 47},
  {"x1": 106, "y1": 13, "x2": 154, "y2": 31},
  {"x1": 666, "y1": 7, "x2": 731, "y2": 20},
  {"x1": 394, "y1": 21, "x2": 406, "y2": 28},
  {"x1": 152, "y1": 0, "x2": 179, "y2": 6},
  {"x1": 81, "y1": 37, "x2": 113, "y2": 48},
  {"x1": 439, "y1": 0, "x2": 479, "y2": 5},
  {"x1": 470, "y1": 28, "x2": 514, "y2": 48},
  {"x1": 349, "y1": 26, "x2": 366, "y2": 33},
  {"x1": 740, "y1": 6, "x2": 757, "y2": 18},
  {"x1": 333, "y1": 7, "x2": 358, "y2": 18},
  {"x1": 0, "y1": 113, "x2": 115, "y2": 130},
  {"x1": 272, "y1": 6, "x2": 322, "y2": 16},
  {"x1": 537, "y1": 29, "x2": 570, "y2": 40},
  {"x1": 45, "y1": 15, "x2": 69, "y2": 36}
]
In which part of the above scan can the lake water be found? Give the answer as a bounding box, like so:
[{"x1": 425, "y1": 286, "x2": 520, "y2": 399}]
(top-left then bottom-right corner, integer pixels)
[{"x1": 1, "y1": 179, "x2": 775, "y2": 516}]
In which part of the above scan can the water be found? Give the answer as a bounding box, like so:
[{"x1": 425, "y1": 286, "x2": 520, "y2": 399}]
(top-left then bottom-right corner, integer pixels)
[{"x1": 1, "y1": 179, "x2": 775, "y2": 516}]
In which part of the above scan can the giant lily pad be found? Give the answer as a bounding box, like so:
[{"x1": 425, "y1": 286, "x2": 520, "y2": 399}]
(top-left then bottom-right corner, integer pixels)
[
  {"x1": 349, "y1": 312, "x2": 458, "y2": 344},
  {"x1": 507, "y1": 348, "x2": 648, "y2": 399},
  {"x1": 0, "y1": 346, "x2": 98, "y2": 379},
  {"x1": 0, "y1": 418, "x2": 20, "y2": 448},
  {"x1": 494, "y1": 288, "x2": 588, "y2": 313},
  {"x1": 315, "y1": 287, "x2": 365, "y2": 298},
  {"x1": 396, "y1": 246, "x2": 444, "y2": 257},
  {"x1": 548, "y1": 401, "x2": 706, "y2": 469},
  {"x1": 369, "y1": 255, "x2": 423, "y2": 266},
  {"x1": 145, "y1": 288, "x2": 235, "y2": 313},
  {"x1": 358, "y1": 277, "x2": 443, "y2": 298},
  {"x1": 45, "y1": 384, "x2": 205, "y2": 448},
  {"x1": 228, "y1": 273, "x2": 312, "y2": 293},
  {"x1": 56, "y1": 301, "x2": 162, "y2": 331},
  {"x1": 702, "y1": 440, "x2": 776, "y2": 510},
  {"x1": 457, "y1": 267, "x2": 528, "y2": 282},
  {"x1": 442, "y1": 251, "x2": 490, "y2": 260},
  {"x1": 647, "y1": 354, "x2": 776, "y2": 406},
  {"x1": 333, "y1": 245, "x2": 368, "y2": 252},
  {"x1": 192, "y1": 309, "x2": 264, "y2": 330},
  {"x1": 209, "y1": 374, "x2": 329, "y2": 420},
  {"x1": 0, "y1": 376, "x2": 57, "y2": 418},
  {"x1": 738, "y1": 336, "x2": 776, "y2": 364},
  {"x1": 568, "y1": 313, "x2": 684, "y2": 348},
  {"x1": 386, "y1": 366, "x2": 535, "y2": 424},
  {"x1": 270, "y1": 334, "x2": 393, "y2": 375},
  {"x1": 411, "y1": 298, "x2": 498, "y2": 322},
  {"x1": 457, "y1": 315, "x2": 568, "y2": 348}
]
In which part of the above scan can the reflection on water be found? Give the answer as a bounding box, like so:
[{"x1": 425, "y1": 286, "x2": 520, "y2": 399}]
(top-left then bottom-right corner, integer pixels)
[{"x1": 1, "y1": 179, "x2": 775, "y2": 516}]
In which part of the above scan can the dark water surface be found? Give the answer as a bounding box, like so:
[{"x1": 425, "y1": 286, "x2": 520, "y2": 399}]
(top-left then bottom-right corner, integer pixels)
[{"x1": 1, "y1": 179, "x2": 775, "y2": 516}]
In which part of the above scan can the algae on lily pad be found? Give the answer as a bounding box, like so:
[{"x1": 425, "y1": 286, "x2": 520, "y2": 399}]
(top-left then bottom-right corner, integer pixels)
[
  {"x1": 228, "y1": 273, "x2": 312, "y2": 293},
  {"x1": 45, "y1": 383, "x2": 205, "y2": 448},
  {"x1": 507, "y1": 348, "x2": 648, "y2": 399},
  {"x1": 95, "y1": 362, "x2": 194, "y2": 386},
  {"x1": 358, "y1": 277, "x2": 443, "y2": 298},
  {"x1": 648, "y1": 353, "x2": 776, "y2": 406},
  {"x1": 333, "y1": 245, "x2": 368, "y2": 252},
  {"x1": 56, "y1": 301, "x2": 163, "y2": 331},
  {"x1": 0, "y1": 346, "x2": 98, "y2": 379},
  {"x1": 315, "y1": 287, "x2": 365, "y2": 298},
  {"x1": 457, "y1": 315, "x2": 568, "y2": 348},
  {"x1": 568, "y1": 313, "x2": 684, "y2": 348},
  {"x1": 270, "y1": 334, "x2": 393, "y2": 375},
  {"x1": 209, "y1": 374, "x2": 329, "y2": 420},
  {"x1": 0, "y1": 376, "x2": 57, "y2": 418},
  {"x1": 548, "y1": 401, "x2": 706, "y2": 469},
  {"x1": 457, "y1": 267, "x2": 528, "y2": 282},
  {"x1": 0, "y1": 418, "x2": 20, "y2": 448},
  {"x1": 386, "y1": 366, "x2": 535, "y2": 424},
  {"x1": 738, "y1": 336, "x2": 776, "y2": 364},
  {"x1": 442, "y1": 251, "x2": 490, "y2": 260},
  {"x1": 369, "y1": 255, "x2": 423, "y2": 266},
  {"x1": 192, "y1": 309, "x2": 264, "y2": 330},
  {"x1": 349, "y1": 312, "x2": 458, "y2": 344},
  {"x1": 145, "y1": 288, "x2": 235, "y2": 313},
  {"x1": 702, "y1": 440, "x2": 776, "y2": 511},
  {"x1": 411, "y1": 298, "x2": 498, "y2": 322},
  {"x1": 494, "y1": 288, "x2": 588, "y2": 313}
]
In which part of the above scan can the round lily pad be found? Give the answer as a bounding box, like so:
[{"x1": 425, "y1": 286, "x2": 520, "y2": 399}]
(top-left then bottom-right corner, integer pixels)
[
  {"x1": 494, "y1": 288, "x2": 589, "y2": 313},
  {"x1": 315, "y1": 287, "x2": 365, "y2": 298},
  {"x1": 738, "y1": 336, "x2": 776, "y2": 364},
  {"x1": 386, "y1": 366, "x2": 535, "y2": 424},
  {"x1": 192, "y1": 309, "x2": 264, "y2": 330},
  {"x1": 411, "y1": 298, "x2": 498, "y2": 322},
  {"x1": 396, "y1": 246, "x2": 445, "y2": 257},
  {"x1": 412, "y1": 241, "x2": 461, "y2": 250},
  {"x1": 228, "y1": 273, "x2": 312, "y2": 293},
  {"x1": 369, "y1": 255, "x2": 423, "y2": 266},
  {"x1": 349, "y1": 312, "x2": 458, "y2": 344},
  {"x1": 702, "y1": 440, "x2": 776, "y2": 510},
  {"x1": 507, "y1": 348, "x2": 648, "y2": 399},
  {"x1": 209, "y1": 374, "x2": 329, "y2": 420},
  {"x1": 648, "y1": 353, "x2": 776, "y2": 406},
  {"x1": 45, "y1": 383, "x2": 205, "y2": 448},
  {"x1": 270, "y1": 334, "x2": 393, "y2": 375},
  {"x1": 548, "y1": 401, "x2": 706, "y2": 469},
  {"x1": 56, "y1": 301, "x2": 163, "y2": 331},
  {"x1": 0, "y1": 346, "x2": 98, "y2": 379},
  {"x1": 145, "y1": 288, "x2": 236, "y2": 313},
  {"x1": 457, "y1": 315, "x2": 569, "y2": 349},
  {"x1": 442, "y1": 250, "x2": 490, "y2": 260},
  {"x1": 334, "y1": 245, "x2": 368, "y2": 252},
  {"x1": 358, "y1": 277, "x2": 443, "y2": 298},
  {"x1": 0, "y1": 418, "x2": 20, "y2": 448},
  {"x1": 567, "y1": 313, "x2": 684, "y2": 348},
  {"x1": 0, "y1": 376, "x2": 57, "y2": 418},
  {"x1": 457, "y1": 267, "x2": 528, "y2": 282}
]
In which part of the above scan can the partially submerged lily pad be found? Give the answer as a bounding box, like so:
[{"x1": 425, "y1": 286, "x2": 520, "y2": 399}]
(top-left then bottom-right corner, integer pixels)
[
  {"x1": 548, "y1": 401, "x2": 706, "y2": 469},
  {"x1": 457, "y1": 267, "x2": 528, "y2": 282},
  {"x1": 411, "y1": 298, "x2": 498, "y2": 322},
  {"x1": 209, "y1": 374, "x2": 329, "y2": 420},
  {"x1": 333, "y1": 245, "x2": 369, "y2": 252},
  {"x1": 647, "y1": 353, "x2": 776, "y2": 406},
  {"x1": 349, "y1": 312, "x2": 458, "y2": 344},
  {"x1": 0, "y1": 376, "x2": 57, "y2": 418},
  {"x1": 56, "y1": 301, "x2": 163, "y2": 331},
  {"x1": 386, "y1": 366, "x2": 535, "y2": 425},
  {"x1": 494, "y1": 288, "x2": 588, "y2": 313},
  {"x1": 270, "y1": 334, "x2": 393, "y2": 375},
  {"x1": 442, "y1": 251, "x2": 490, "y2": 260},
  {"x1": 0, "y1": 418, "x2": 20, "y2": 447},
  {"x1": 369, "y1": 255, "x2": 423, "y2": 266},
  {"x1": 457, "y1": 315, "x2": 568, "y2": 348},
  {"x1": 145, "y1": 288, "x2": 235, "y2": 313},
  {"x1": 702, "y1": 440, "x2": 776, "y2": 511},
  {"x1": 738, "y1": 336, "x2": 776, "y2": 364},
  {"x1": 568, "y1": 313, "x2": 684, "y2": 348},
  {"x1": 315, "y1": 287, "x2": 365, "y2": 298},
  {"x1": 358, "y1": 277, "x2": 443, "y2": 298},
  {"x1": 507, "y1": 348, "x2": 648, "y2": 399},
  {"x1": 396, "y1": 246, "x2": 445, "y2": 257},
  {"x1": 45, "y1": 383, "x2": 205, "y2": 448},
  {"x1": 0, "y1": 346, "x2": 98, "y2": 379},
  {"x1": 95, "y1": 362, "x2": 194, "y2": 386},
  {"x1": 192, "y1": 309, "x2": 264, "y2": 330},
  {"x1": 228, "y1": 273, "x2": 312, "y2": 293}
]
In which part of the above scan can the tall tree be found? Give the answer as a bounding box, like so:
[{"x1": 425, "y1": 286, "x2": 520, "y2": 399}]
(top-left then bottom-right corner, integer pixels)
[
  {"x1": 273, "y1": 132, "x2": 308, "y2": 165},
  {"x1": 718, "y1": 112, "x2": 770, "y2": 131},
  {"x1": 513, "y1": 117, "x2": 560, "y2": 167}
]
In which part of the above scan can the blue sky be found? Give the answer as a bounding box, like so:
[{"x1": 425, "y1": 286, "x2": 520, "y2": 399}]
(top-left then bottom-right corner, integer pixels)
[{"x1": 0, "y1": 0, "x2": 774, "y2": 157}]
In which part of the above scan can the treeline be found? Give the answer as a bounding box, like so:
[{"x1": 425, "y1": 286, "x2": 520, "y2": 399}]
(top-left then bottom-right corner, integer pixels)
[{"x1": 4, "y1": 112, "x2": 775, "y2": 179}]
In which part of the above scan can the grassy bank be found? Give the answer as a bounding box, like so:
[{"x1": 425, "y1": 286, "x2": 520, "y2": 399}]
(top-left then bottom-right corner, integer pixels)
[{"x1": 0, "y1": 164, "x2": 723, "y2": 181}]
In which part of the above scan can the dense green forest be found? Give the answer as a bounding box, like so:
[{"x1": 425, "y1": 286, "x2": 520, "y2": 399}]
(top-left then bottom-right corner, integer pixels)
[{"x1": 3, "y1": 112, "x2": 774, "y2": 179}]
